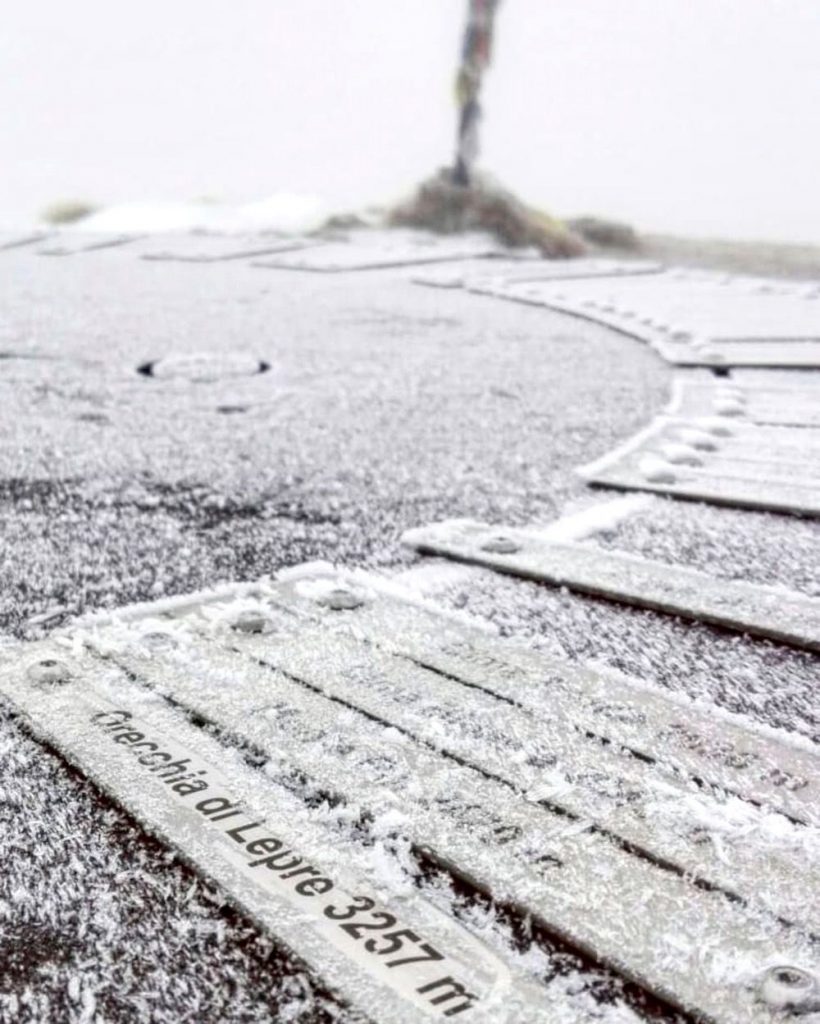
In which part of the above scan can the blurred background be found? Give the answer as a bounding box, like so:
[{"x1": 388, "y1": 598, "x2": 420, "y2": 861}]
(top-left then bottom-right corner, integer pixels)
[{"x1": 2, "y1": 0, "x2": 818, "y2": 241}]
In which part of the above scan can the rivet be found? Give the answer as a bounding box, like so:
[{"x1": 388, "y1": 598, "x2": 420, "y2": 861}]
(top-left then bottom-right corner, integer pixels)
[
  {"x1": 318, "y1": 587, "x2": 365, "y2": 611},
  {"x1": 231, "y1": 610, "x2": 271, "y2": 634},
  {"x1": 640, "y1": 459, "x2": 677, "y2": 484},
  {"x1": 140, "y1": 631, "x2": 178, "y2": 649},
  {"x1": 481, "y1": 536, "x2": 521, "y2": 555},
  {"x1": 713, "y1": 400, "x2": 746, "y2": 417},
  {"x1": 677, "y1": 428, "x2": 718, "y2": 451},
  {"x1": 695, "y1": 417, "x2": 733, "y2": 437},
  {"x1": 661, "y1": 443, "x2": 703, "y2": 467},
  {"x1": 27, "y1": 658, "x2": 71, "y2": 686},
  {"x1": 758, "y1": 965, "x2": 820, "y2": 1012}
]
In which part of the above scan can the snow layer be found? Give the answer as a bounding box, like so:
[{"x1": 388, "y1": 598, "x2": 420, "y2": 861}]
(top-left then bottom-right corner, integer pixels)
[{"x1": 73, "y1": 195, "x2": 328, "y2": 235}]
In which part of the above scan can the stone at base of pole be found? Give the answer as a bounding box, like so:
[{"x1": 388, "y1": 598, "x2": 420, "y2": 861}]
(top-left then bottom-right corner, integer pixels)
[{"x1": 389, "y1": 169, "x2": 586, "y2": 258}]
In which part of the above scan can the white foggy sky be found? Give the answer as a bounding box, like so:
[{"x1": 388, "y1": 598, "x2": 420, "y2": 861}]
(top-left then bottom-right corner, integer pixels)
[{"x1": 2, "y1": 0, "x2": 819, "y2": 241}]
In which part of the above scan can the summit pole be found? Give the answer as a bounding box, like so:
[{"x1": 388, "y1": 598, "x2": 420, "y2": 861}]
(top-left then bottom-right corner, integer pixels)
[{"x1": 453, "y1": 0, "x2": 503, "y2": 186}]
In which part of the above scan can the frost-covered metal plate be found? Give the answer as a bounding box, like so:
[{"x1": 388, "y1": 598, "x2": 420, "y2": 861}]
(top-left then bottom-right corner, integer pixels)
[
  {"x1": 401, "y1": 519, "x2": 820, "y2": 652},
  {"x1": 0, "y1": 231, "x2": 53, "y2": 252},
  {"x1": 138, "y1": 352, "x2": 270, "y2": 382},
  {"x1": 38, "y1": 234, "x2": 143, "y2": 256},
  {"x1": 140, "y1": 236, "x2": 313, "y2": 263},
  {"x1": 578, "y1": 415, "x2": 820, "y2": 516},
  {"x1": 253, "y1": 231, "x2": 499, "y2": 272},
  {"x1": 8, "y1": 574, "x2": 820, "y2": 1022},
  {"x1": 414, "y1": 258, "x2": 662, "y2": 291},
  {"x1": 477, "y1": 270, "x2": 820, "y2": 368},
  {"x1": 666, "y1": 377, "x2": 820, "y2": 429},
  {"x1": 99, "y1": 608, "x2": 819, "y2": 935},
  {"x1": 0, "y1": 641, "x2": 534, "y2": 1024},
  {"x1": 467, "y1": 259, "x2": 662, "y2": 292},
  {"x1": 70, "y1": 600, "x2": 817, "y2": 1023},
  {"x1": 254, "y1": 570, "x2": 819, "y2": 826}
]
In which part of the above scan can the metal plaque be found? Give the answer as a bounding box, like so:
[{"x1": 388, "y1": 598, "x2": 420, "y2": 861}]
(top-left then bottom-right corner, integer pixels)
[
  {"x1": 8, "y1": 574, "x2": 819, "y2": 1021},
  {"x1": 0, "y1": 641, "x2": 529, "y2": 1024},
  {"x1": 666, "y1": 378, "x2": 820, "y2": 429},
  {"x1": 75, "y1": 609, "x2": 816, "y2": 1024},
  {"x1": 579, "y1": 416, "x2": 820, "y2": 516},
  {"x1": 140, "y1": 238, "x2": 313, "y2": 263},
  {"x1": 258, "y1": 570, "x2": 820, "y2": 827},
  {"x1": 38, "y1": 234, "x2": 142, "y2": 256},
  {"x1": 0, "y1": 232, "x2": 53, "y2": 252},
  {"x1": 252, "y1": 232, "x2": 498, "y2": 272},
  {"x1": 402, "y1": 519, "x2": 820, "y2": 653},
  {"x1": 475, "y1": 270, "x2": 820, "y2": 368}
]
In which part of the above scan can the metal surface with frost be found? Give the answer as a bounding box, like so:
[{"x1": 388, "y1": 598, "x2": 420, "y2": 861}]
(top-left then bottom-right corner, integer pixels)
[
  {"x1": 0, "y1": 231, "x2": 53, "y2": 251},
  {"x1": 10, "y1": 578, "x2": 820, "y2": 1020},
  {"x1": 81, "y1": 581, "x2": 818, "y2": 1019},
  {"x1": 140, "y1": 237, "x2": 314, "y2": 263},
  {"x1": 37, "y1": 234, "x2": 143, "y2": 256},
  {"x1": 252, "y1": 232, "x2": 499, "y2": 272},
  {"x1": 666, "y1": 377, "x2": 820, "y2": 428},
  {"x1": 102, "y1": 604, "x2": 820, "y2": 940},
  {"x1": 414, "y1": 258, "x2": 663, "y2": 291},
  {"x1": 0, "y1": 641, "x2": 538, "y2": 1024},
  {"x1": 256, "y1": 571, "x2": 819, "y2": 826},
  {"x1": 578, "y1": 414, "x2": 820, "y2": 516},
  {"x1": 72, "y1": 605, "x2": 815, "y2": 1023},
  {"x1": 401, "y1": 519, "x2": 820, "y2": 652},
  {"x1": 473, "y1": 270, "x2": 820, "y2": 368}
]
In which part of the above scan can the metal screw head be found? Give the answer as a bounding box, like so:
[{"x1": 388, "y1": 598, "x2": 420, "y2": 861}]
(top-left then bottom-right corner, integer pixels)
[
  {"x1": 481, "y1": 536, "x2": 521, "y2": 555},
  {"x1": 678, "y1": 428, "x2": 718, "y2": 451},
  {"x1": 231, "y1": 610, "x2": 272, "y2": 634},
  {"x1": 640, "y1": 460, "x2": 677, "y2": 484},
  {"x1": 694, "y1": 417, "x2": 733, "y2": 437},
  {"x1": 758, "y1": 965, "x2": 820, "y2": 1012},
  {"x1": 661, "y1": 443, "x2": 703, "y2": 467},
  {"x1": 713, "y1": 400, "x2": 746, "y2": 417},
  {"x1": 27, "y1": 658, "x2": 71, "y2": 686},
  {"x1": 140, "y1": 630, "x2": 178, "y2": 649},
  {"x1": 317, "y1": 587, "x2": 364, "y2": 611}
]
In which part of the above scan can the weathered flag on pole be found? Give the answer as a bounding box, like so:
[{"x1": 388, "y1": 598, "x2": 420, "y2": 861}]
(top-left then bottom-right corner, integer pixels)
[{"x1": 454, "y1": 0, "x2": 503, "y2": 186}]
